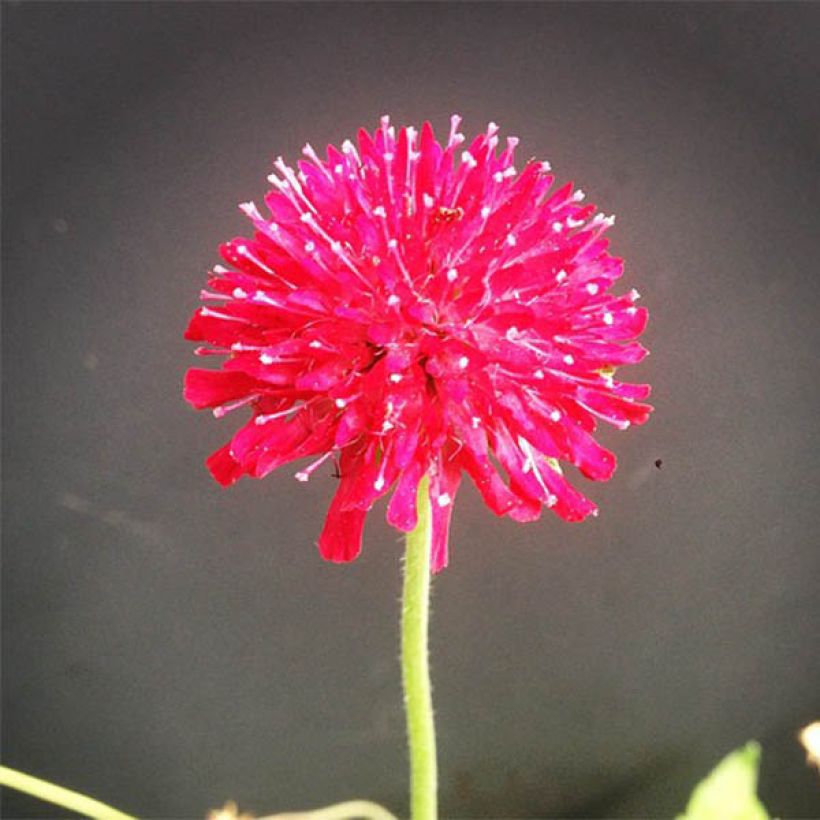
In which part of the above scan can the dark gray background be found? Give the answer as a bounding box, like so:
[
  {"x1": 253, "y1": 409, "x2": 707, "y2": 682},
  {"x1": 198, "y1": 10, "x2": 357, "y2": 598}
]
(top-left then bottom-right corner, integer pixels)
[{"x1": 3, "y1": 2, "x2": 819, "y2": 818}]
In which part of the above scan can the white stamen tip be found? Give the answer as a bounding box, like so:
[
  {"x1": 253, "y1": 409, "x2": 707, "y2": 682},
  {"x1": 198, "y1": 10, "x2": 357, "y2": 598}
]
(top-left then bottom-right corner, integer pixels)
[
  {"x1": 540, "y1": 161, "x2": 552, "y2": 172},
  {"x1": 423, "y1": 193, "x2": 435, "y2": 208},
  {"x1": 493, "y1": 171, "x2": 504, "y2": 183},
  {"x1": 387, "y1": 294, "x2": 401, "y2": 306},
  {"x1": 259, "y1": 353, "x2": 275, "y2": 365},
  {"x1": 387, "y1": 238, "x2": 398, "y2": 250},
  {"x1": 335, "y1": 398, "x2": 347, "y2": 409},
  {"x1": 481, "y1": 206, "x2": 492, "y2": 219},
  {"x1": 461, "y1": 151, "x2": 478, "y2": 168},
  {"x1": 389, "y1": 373, "x2": 403, "y2": 383},
  {"x1": 471, "y1": 416, "x2": 481, "y2": 428},
  {"x1": 437, "y1": 493, "x2": 452, "y2": 508},
  {"x1": 506, "y1": 234, "x2": 517, "y2": 247},
  {"x1": 446, "y1": 267, "x2": 459, "y2": 282},
  {"x1": 374, "y1": 476, "x2": 386, "y2": 491},
  {"x1": 552, "y1": 222, "x2": 563, "y2": 233},
  {"x1": 534, "y1": 369, "x2": 545, "y2": 380},
  {"x1": 556, "y1": 269, "x2": 568, "y2": 283},
  {"x1": 572, "y1": 189, "x2": 586, "y2": 202},
  {"x1": 603, "y1": 312, "x2": 614, "y2": 325},
  {"x1": 304, "y1": 241, "x2": 315, "y2": 252},
  {"x1": 309, "y1": 340, "x2": 322, "y2": 349},
  {"x1": 550, "y1": 410, "x2": 561, "y2": 422},
  {"x1": 458, "y1": 356, "x2": 469, "y2": 369},
  {"x1": 232, "y1": 287, "x2": 247, "y2": 299},
  {"x1": 563, "y1": 354, "x2": 575, "y2": 365},
  {"x1": 586, "y1": 283, "x2": 599, "y2": 295},
  {"x1": 373, "y1": 205, "x2": 386, "y2": 218}
]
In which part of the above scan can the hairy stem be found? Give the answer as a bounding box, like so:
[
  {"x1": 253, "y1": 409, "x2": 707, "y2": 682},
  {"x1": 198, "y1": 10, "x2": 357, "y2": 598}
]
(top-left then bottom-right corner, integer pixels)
[{"x1": 401, "y1": 476, "x2": 437, "y2": 820}]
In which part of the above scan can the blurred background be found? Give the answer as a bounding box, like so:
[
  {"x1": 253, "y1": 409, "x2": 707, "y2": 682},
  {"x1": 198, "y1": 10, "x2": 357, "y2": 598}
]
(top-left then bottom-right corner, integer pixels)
[{"x1": 3, "y1": 2, "x2": 819, "y2": 818}]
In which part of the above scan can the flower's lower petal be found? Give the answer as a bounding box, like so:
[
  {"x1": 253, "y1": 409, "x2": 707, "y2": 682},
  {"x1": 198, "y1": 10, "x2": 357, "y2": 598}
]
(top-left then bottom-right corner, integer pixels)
[
  {"x1": 206, "y1": 443, "x2": 246, "y2": 487},
  {"x1": 184, "y1": 369, "x2": 258, "y2": 410},
  {"x1": 429, "y1": 462, "x2": 462, "y2": 573},
  {"x1": 318, "y1": 490, "x2": 367, "y2": 563},
  {"x1": 386, "y1": 459, "x2": 425, "y2": 532},
  {"x1": 563, "y1": 425, "x2": 617, "y2": 481}
]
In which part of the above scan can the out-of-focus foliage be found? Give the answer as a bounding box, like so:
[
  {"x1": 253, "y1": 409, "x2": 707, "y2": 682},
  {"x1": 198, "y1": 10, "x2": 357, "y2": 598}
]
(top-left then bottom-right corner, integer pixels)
[{"x1": 678, "y1": 741, "x2": 769, "y2": 820}]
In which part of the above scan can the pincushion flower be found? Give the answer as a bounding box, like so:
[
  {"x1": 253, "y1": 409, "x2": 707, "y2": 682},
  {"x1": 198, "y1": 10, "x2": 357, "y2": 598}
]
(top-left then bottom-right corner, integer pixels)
[{"x1": 184, "y1": 115, "x2": 652, "y2": 571}]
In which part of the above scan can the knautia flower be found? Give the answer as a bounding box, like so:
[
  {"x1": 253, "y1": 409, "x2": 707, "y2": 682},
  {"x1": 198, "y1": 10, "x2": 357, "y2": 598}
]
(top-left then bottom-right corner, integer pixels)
[{"x1": 184, "y1": 115, "x2": 652, "y2": 571}]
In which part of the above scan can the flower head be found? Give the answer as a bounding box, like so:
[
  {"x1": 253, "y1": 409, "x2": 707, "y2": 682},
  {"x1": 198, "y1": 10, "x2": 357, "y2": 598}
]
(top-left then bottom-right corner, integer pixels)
[{"x1": 184, "y1": 116, "x2": 652, "y2": 570}]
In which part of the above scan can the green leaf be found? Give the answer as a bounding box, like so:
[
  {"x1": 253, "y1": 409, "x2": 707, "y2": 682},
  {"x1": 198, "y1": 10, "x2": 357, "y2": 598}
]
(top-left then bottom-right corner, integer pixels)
[{"x1": 677, "y1": 741, "x2": 770, "y2": 820}]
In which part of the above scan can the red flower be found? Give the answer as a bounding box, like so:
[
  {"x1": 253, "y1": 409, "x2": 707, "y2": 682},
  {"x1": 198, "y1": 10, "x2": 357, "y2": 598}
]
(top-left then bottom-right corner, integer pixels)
[{"x1": 184, "y1": 116, "x2": 652, "y2": 570}]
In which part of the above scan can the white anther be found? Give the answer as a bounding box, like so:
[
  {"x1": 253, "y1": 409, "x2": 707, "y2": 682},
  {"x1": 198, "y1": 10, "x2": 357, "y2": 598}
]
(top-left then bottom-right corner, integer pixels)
[
  {"x1": 550, "y1": 410, "x2": 561, "y2": 422},
  {"x1": 481, "y1": 206, "x2": 492, "y2": 219},
  {"x1": 506, "y1": 234, "x2": 517, "y2": 247},
  {"x1": 503, "y1": 166, "x2": 516, "y2": 177},
  {"x1": 458, "y1": 356, "x2": 469, "y2": 369},
  {"x1": 383, "y1": 152, "x2": 394, "y2": 162},
  {"x1": 295, "y1": 471, "x2": 310, "y2": 482},
  {"x1": 446, "y1": 268, "x2": 458, "y2": 282},
  {"x1": 213, "y1": 265, "x2": 229, "y2": 274},
  {"x1": 493, "y1": 171, "x2": 504, "y2": 183},
  {"x1": 334, "y1": 164, "x2": 343, "y2": 174},
  {"x1": 552, "y1": 222, "x2": 563, "y2": 233},
  {"x1": 563, "y1": 354, "x2": 575, "y2": 365},
  {"x1": 387, "y1": 238, "x2": 398, "y2": 250},
  {"x1": 461, "y1": 151, "x2": 478, "y2": 168},
  {"x1": 437, "y1": 493, "x2": 452, "y2": 507},
  {"x1": 571, "y1": 189, "x2": 586, "y2": 202},
  {"x1": 556, "y1": 270, "x2": 568, "y2": 283},
  {"x1": 423, "y1": 193, "x2": 435, "y2": 208},
  {"x1": 471, "y1": 416, "x2": 481, "y2": 429},
  {"x1": 603, "y1": 312, "x2": 614, "y2": 325},
  {"x1": 309, "y1": 340, "x2": 322, "y2": 349},
  {"x1": 304, "y1": 241, "x2": 315, "y2": 252},
  {"x1": 373, "y1": 206, "x2": 386, "y2": 218},
  {"x1": 260, "y1": 353, "x2": 275, "y2": 365},
  {"x1": 238, "y1": 201, "x2": 261, "y2": 219},
  {"x1": 232, "y1": 287, "x2": 247, "y2": 299},
  {"x1": 534, "y1": 369, "x2": 545, "y2": 380},
  {"x1": 540, "y1": 161, "x2": 552, "y2": 172},
  {"x1": 335, "y1": 398, "x2": 347, "y2": 408},
  {"x1": 630, "y1": 288, "x2": 642, "y2": 301},
  {"x1": 389, "y1": 373, "x2": 403, "y2": 383},
  {"x1": 300, "y1": 212, "x2": 313, "y2": 223},
  {"x1": 586, "y1": 283, "x2": 599, "y2": 295},
  {"x1": 374, "y1": 475, "x2": 386, "y2": 491},
  {"x1": 387, "y1": 294, "x2": 401, "y2": 306}
]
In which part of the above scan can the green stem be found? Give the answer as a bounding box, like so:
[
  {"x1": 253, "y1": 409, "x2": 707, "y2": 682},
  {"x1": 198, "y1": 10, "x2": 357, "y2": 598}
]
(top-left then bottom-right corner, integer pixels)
[
  {"x1": 0, "y1": 765, "x2": 137, "y2": 820},
  {"x1": 401, "y1": 476, "x2": 437, "y2": 820}
]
